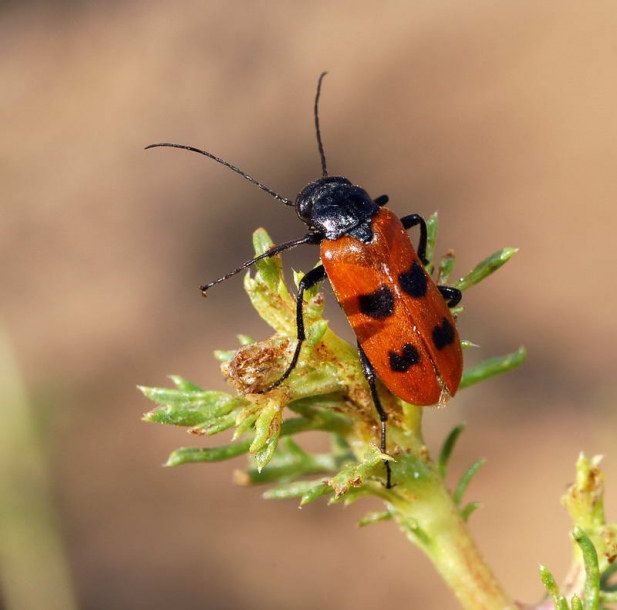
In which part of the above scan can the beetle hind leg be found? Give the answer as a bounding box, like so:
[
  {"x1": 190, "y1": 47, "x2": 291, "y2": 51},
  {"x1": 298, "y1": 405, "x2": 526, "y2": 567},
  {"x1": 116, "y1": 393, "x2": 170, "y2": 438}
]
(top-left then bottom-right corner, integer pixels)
[{"x1": 437, "y1": 285, "x2": 462, "y2": 308}]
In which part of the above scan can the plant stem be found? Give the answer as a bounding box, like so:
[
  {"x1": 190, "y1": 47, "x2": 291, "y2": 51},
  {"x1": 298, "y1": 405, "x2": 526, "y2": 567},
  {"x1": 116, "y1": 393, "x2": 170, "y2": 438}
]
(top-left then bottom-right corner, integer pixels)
[{"x1": 385, "y1": 429, "x2": 516, "y2": 610}]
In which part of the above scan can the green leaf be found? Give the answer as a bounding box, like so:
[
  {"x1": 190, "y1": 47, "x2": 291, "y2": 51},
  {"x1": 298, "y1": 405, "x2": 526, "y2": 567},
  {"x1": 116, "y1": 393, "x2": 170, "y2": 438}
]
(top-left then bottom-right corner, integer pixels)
[
  {"x1": 437, "y1": 251, "x2": 456, "y2": 285},
  {"x1": 540, "y1": 565, "x2": 566, "y2": 604},
  {"x1": 460, "y1": 502, "x2": 482, "y2": 522},
  {"x1": 191, "y1": 412, "x2": 237, "y2": 435},
  {"x1": 358, "y1": 510, "x2": 393, "y2": 527},
  {"x1": 460, "y1": 347, "x2": 526, "y2": 389},
  {"x1": 452, "y1": 458, "x2": 486, "y2": 507},
  {"x1": 234, "y1": 406, "x2": 260, "y2": 439},
  {"x1": 292, "y1": 269, "x2": 303, "y2": 290},
  {"x1": 573, "y1": 527, "x2": 601, "y2": 610},
  {"x1": 252, "y1": 229, "x2": 281, "y2": 290},
  {"x1": 396, "y1": 513, "x2": 432, "y2": 548},
  {"x1": 168, "y1": 375, "x2": 203, "y2": 392},
  {"x1": 243, "y1": 448, "x2": 337, "y2": 485},
  {"x1": 601, "y1": 591, "x2": 617, "y2": 603},
  {"x1": 454, "y1": 247, "x2": 518, "y2": 291},
  {"x1": 425, "y1": 212, "x2": 439, "y2": 269},
  {"x1": 263, "y1": 480, "x2": 329, "y2": 501},
  {"x1": 306, "y1": 319, "x2": 329, "y2": 346},
  {"x1": 251, "y1": 412, "x2": 285, "y2": 470},
  {"x1": 213, "y1": 349, "x2": 236, "y2": 362},
  {"x1": 166, "y1": 440, "x2": 252, "y2": 466},
  {"x1": 571, "y1": 595, "x2": 584, "y2": 610},
  {"x1": 250, "y1": 402, "x2": 283, "y2": 455},
  {"x1": 438, "y1": 423, "x2": 466, "y2": 479},
  {"x1": 300, "y1": 483, "x2": 334, "y2": 505},
  {"x1": 328, "y1": 446, "x2": 388, "y2": 498},
  {"x1": 601, "y1": 560, "x2": 617, "y2": 591},
  {"x1": 243, "y1": 230, "x2": 295, "y2": 334},
  {"x1": 140, "y1": 386, "x2": 233, "y2": 409},
  {"x1": 140, "y1": 387, "x2": 244, "y2": 427}
]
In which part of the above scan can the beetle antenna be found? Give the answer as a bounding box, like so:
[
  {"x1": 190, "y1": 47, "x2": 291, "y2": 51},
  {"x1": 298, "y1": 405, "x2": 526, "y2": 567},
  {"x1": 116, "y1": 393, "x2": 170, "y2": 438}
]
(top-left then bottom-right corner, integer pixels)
[
  {"x1": 314, "y1": 72, "x2": 329, "y2": 178},
  {"x1": 144, "y1": 143, "x2": 295, "y2": 207}
]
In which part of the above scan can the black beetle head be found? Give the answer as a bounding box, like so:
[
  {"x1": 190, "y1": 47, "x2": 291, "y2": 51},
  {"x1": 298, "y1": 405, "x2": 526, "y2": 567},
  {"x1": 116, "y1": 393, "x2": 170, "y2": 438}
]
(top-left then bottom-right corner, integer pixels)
[{"x1": 295, "y1": 176, "x2": 378, "y2": 240}]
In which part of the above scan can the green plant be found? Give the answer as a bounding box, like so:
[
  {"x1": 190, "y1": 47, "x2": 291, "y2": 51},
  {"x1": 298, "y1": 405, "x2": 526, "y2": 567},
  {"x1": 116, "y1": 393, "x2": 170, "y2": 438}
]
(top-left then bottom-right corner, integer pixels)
[{"x1": 141, "y1": 214, "x2": 616, "y2": 609}]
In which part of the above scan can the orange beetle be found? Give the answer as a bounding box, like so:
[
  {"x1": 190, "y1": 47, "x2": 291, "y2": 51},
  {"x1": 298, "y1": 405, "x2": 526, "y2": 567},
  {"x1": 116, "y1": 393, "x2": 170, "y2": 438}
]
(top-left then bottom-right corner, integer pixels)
[
  {"x1": 146, "y1": 73, "x2": 463, "y2": 487},
  {"x1": 321, "y1": 206, "x2": 462, "y2": 407}
]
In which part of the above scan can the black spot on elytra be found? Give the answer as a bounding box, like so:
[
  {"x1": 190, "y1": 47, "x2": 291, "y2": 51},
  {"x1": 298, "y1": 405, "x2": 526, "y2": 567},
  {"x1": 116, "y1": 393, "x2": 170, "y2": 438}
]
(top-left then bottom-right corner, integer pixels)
[
  {"x1": 432, "y1": 318, "x2": 456, "y2": 350},
  {"x1": 399, "y1": 261, "x2": 427, "y2": 298},
  {"x1": 389, "y1": 343, "x2": 421, "y2": 372},
  {"x1": 358, "y1": 286, "x2": 395, "y2": 319}
]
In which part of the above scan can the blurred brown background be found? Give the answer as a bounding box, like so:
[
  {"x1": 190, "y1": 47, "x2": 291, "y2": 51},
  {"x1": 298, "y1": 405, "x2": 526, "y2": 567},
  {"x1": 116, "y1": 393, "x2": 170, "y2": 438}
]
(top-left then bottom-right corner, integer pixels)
[{"x1": 2, "y1": 1, "x2": 617, "y2": 608}]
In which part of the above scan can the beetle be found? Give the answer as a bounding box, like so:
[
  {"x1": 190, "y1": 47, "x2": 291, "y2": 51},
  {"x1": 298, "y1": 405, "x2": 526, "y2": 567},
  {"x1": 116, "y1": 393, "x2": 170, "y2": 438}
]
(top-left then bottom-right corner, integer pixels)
[{"x1": 146, "y1": 73, "x2": 463, "y2": 487}]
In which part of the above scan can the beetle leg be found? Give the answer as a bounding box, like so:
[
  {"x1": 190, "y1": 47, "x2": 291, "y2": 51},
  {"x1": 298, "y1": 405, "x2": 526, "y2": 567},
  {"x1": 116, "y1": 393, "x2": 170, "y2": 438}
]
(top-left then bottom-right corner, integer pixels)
[
  {"x1": 257, "y1": 265, "x2": 327, "y2": 393},
  {"x1": 400, "y1": 213, "x2": 428, "y2": 265},
  {"x1": 200, "y1": 233, "x2": 320, "y2": 294},
  {"x1": 374, "y1": 194, "x2": 389, "y2": 206},
  {"x1": 357, "y1": 343, "x2": 393, "y2": 488},
  {"x1": 437, "y1": 285, "x2": 462, "y2": 308}
]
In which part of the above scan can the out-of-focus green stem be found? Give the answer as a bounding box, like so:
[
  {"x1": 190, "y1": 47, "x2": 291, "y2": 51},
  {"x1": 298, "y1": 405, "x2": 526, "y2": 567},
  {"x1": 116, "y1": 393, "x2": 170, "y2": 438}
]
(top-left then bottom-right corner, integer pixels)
[{"x1": 0, "y1": 329, "x2": 78, "y2": 610}]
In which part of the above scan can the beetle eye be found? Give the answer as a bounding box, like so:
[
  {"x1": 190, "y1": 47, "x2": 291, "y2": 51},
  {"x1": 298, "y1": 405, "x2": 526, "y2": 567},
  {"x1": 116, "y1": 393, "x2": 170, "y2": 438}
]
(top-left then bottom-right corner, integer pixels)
[{"x1": 296, "y1": 197, "x2": 312, "y2": 223}]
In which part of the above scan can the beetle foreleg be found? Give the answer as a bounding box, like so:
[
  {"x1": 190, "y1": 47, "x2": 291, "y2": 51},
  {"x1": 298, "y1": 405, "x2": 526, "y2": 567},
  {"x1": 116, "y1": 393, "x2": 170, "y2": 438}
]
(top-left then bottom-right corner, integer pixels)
[{"x1": 256, "y1": 264, "x2": 327, "y2": 394}]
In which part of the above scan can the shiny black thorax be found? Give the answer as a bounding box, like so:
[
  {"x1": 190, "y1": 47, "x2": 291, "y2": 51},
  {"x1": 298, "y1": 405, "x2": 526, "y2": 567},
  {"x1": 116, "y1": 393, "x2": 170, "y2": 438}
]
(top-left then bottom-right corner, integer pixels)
[{"x1": 295, "y1": 176, "x2": 379, "y2": 243}]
